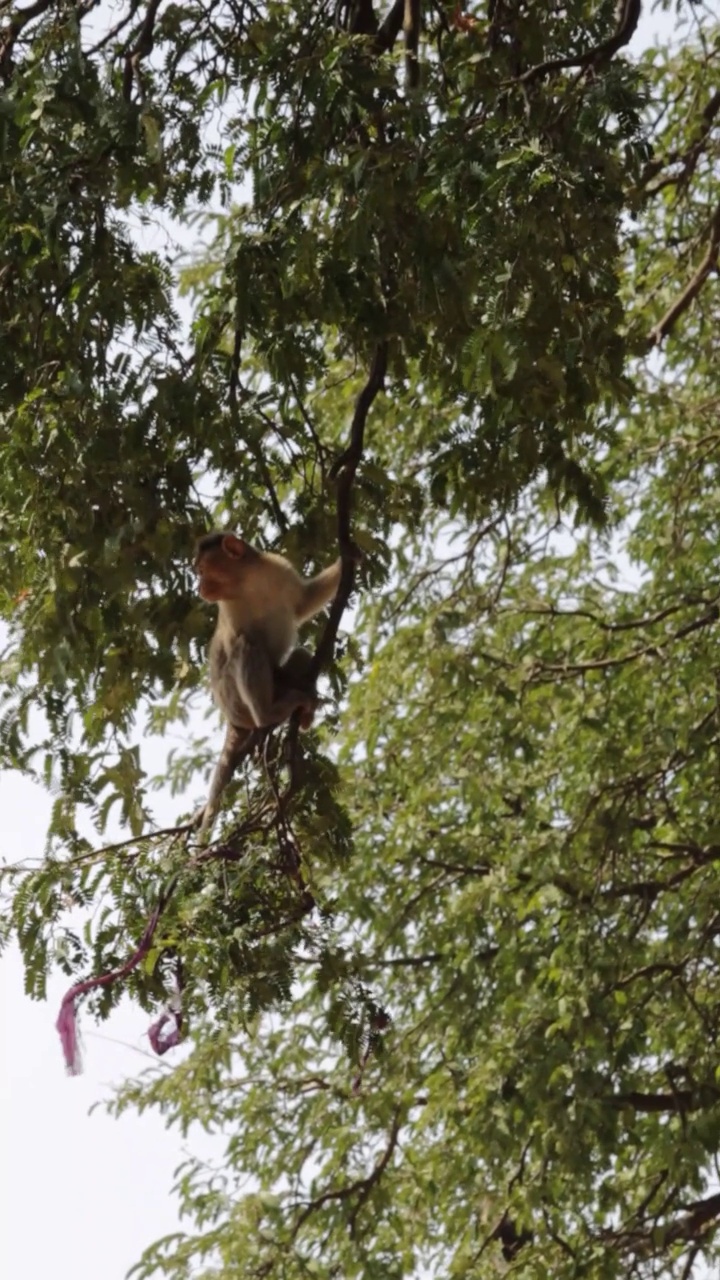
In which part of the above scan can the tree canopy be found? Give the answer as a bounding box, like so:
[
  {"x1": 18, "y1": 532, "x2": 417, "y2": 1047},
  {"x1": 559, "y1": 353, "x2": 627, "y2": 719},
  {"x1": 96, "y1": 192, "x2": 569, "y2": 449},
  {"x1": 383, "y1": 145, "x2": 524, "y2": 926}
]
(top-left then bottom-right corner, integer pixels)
[{"x1": 3, "y1": 0, "x2": 720, "y2": 1276}]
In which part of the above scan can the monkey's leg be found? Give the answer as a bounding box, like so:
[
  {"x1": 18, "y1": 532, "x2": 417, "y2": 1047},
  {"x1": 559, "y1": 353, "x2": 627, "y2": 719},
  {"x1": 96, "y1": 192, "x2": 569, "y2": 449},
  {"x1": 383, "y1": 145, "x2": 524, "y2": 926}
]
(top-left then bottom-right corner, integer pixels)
[
  {"x1": 278, "y1": 647, "x2": 314, "y2": 686},
  {"x1": 197, "y1": 723, "x2": 252, "y2": 837},
  {"x1": 276, "y1": 648, "x2": 319, "y2": 730},
  {"x1": 252, "y1": 646, "x2": 317, "y2": 726},
  {"x1": 197, "y1": 653, "x2": 317, "y2": 837},
  {"x1": 234, "y1": 636, "x2": 315, "y2": 728}
]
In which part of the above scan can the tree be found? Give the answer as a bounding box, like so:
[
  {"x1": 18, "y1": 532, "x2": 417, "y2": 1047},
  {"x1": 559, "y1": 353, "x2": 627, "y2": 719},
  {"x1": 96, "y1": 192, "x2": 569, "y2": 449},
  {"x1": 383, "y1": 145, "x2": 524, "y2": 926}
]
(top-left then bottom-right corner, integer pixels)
[{"x1": 3, "y1": 1, "x2": 720, "y2": 1276}]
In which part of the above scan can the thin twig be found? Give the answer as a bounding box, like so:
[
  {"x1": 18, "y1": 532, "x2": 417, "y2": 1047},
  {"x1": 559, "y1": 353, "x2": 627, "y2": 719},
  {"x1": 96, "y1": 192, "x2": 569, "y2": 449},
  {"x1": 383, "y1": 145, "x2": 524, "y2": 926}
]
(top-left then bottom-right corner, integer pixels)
[{"x1": 88, "y1": 0, "x2": 141, "y2": 54}]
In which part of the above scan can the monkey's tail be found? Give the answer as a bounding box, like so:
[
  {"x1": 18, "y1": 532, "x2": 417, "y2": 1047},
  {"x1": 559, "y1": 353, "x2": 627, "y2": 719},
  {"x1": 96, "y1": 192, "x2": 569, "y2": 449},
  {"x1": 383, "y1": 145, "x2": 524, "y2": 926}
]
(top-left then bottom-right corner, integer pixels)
[{"x1": 297, "y1": 560, "x2": 342, "y2": 622}]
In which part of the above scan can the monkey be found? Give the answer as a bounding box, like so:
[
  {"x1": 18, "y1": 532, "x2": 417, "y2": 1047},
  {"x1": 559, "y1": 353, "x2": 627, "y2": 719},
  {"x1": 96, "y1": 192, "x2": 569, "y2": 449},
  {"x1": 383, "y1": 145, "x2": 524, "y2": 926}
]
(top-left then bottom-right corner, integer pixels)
[
  {"x1": 193, "y1": 531, "x2": 342, "y2": 833},
  {"x1": 196, "y1": 531, "x2": 342, "y2": 728}
]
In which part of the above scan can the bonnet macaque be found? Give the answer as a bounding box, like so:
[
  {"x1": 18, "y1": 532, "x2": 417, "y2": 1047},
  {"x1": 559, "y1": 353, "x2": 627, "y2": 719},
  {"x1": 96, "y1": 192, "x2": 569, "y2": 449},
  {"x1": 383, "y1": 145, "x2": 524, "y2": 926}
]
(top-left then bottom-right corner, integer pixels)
[{"x1": 194, "y1": 532, "x2": 341, "y2": 832}]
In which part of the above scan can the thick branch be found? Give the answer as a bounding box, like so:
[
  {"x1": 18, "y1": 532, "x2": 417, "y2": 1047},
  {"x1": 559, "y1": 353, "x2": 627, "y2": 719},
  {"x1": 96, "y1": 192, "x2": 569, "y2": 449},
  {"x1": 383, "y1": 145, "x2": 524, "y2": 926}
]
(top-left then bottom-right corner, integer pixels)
[
  {"x1": 403, "y1": 0, "x2": 420, "y2": 88},
  {"x1": 650, "y1": 202, "x2": 720, "y2": 346},
  {"x1": 309, "y1": 343, "x2": 387, "y2": 680},
  {"x1": 618, "y1": 1191, "x2": 720, "y2": 1251},
  {"x1": 122, "y1": 0, "x2": 164, "y2": 101},
  {"x1": 346, "y1": 0, "x2": 377, "y2": 35},
  {"x1": 0, "y1": 0, "x2": 53, "y2": 72},
  {"x1": 603, "y1": 1089, "x2": 704, "y2": 1114},
  {"x1": 375, "y1": 0, "x2": 404, "y2": 52}
]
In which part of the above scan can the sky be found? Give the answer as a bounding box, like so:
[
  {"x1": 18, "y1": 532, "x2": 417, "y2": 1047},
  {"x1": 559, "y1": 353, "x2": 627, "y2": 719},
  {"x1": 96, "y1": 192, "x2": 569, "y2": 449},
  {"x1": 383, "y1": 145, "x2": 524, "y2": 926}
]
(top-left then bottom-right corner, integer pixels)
[{"x1": 0, "y1": 5, "x2": 687, "y2": 1280}]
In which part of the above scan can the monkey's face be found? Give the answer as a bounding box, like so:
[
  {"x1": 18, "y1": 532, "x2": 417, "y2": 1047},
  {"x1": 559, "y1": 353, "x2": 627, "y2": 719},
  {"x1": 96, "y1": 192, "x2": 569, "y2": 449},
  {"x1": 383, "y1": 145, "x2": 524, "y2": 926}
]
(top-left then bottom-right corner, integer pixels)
[
  {"x1": 194, "y1": 550, "x2": 228, "y2": 601},
  {"x1": 194, "y1": 533, "x2": 247, "y2": 601}
]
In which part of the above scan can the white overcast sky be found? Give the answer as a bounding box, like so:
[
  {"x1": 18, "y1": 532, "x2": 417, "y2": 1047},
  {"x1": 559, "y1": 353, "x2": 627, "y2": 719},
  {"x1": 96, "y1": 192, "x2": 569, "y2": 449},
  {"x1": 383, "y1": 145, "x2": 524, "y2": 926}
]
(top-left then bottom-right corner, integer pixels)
[{"x1": 0, "y1": 6, "x2": 686, "y2": 1280}]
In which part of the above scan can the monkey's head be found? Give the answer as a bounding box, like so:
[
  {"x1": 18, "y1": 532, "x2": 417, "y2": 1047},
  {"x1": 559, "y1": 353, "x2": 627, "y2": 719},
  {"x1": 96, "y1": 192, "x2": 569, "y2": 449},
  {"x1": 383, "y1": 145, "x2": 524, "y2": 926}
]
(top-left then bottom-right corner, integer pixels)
[{"x1": 193, "y1": 532, "x2": 251, "y2": 601}]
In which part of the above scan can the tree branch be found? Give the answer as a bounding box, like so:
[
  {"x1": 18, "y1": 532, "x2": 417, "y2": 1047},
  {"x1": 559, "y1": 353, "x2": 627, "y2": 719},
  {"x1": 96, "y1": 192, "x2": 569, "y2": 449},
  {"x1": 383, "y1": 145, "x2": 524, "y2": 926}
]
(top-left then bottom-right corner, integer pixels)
[
  {"x1": 528, "y1": 601, "x2": 720, "y2": 681},
  {"x1": 603, "y1": 1089, "x2": 703, "y2": 1114},
  {"x1": 345, "y1": 0, "x2": 377, "y2": 35},
  {"x1": 309, "y1": 342, "x2": 387, "y2": 680},
  {"x1": 375, "y1": 0, "x2": 404, "y2": 53},
  {"x1": 403, "y1": 0, "x2": 420, "y2": 88},
  {"x1": 619, "y1": 1191, "x2": 720, "y2": 1251},
  {"x1": 292, "y1": 1107, "x2": 401, "y2": 1238},
  {"x1": 650, "y1": 201, "x2": 720, "y2": 346},
  {"x1": 0, "y1": 0, "x2": 53, "y2": 73},
  {"x1": 228, "y1": 322, "x2": 287, "y2": 535},
  {"x1": 512, "y1": 0, "x2": 641, "y2": 87},
  {"x1": 642, "y1": 89, "x2": 720, "y2": 191},
  {"x1": 122, "y1": 0, "x2": 165, "y2": 101}
]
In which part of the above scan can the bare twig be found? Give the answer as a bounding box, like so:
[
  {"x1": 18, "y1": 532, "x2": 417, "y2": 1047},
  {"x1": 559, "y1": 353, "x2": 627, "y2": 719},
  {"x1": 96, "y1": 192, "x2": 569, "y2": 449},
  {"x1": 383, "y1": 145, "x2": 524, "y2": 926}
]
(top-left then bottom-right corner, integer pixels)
[
  {"x1": 528, "y1": 601, "x2": 720, "y2": 680},
  {"x1": 602, "y1": 1089, "x2": 707, "y2": 1114},
  {"x1": 510, "y1": 593, "x2": 720, "y2": 636},
  {"x1": 288, "y1": 373, "x2": 328, "y2": 488},
  {"x1": 680, "y1": 1245, "x2": 702, "y2": 1280},
  {"x1": 363, "y1": 951, "x2": 443, "y2": 967},
  {"x1": 88, "y1": 0, "x2": 141, "y2": 54}
]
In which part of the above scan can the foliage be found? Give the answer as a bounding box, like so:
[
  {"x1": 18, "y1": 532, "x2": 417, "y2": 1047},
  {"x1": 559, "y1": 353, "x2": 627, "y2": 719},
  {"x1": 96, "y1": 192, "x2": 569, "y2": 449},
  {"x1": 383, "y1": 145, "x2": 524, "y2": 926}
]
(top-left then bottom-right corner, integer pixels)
[{"x1": 3, "y1": 0, "x2": 720, "y2": 1277}]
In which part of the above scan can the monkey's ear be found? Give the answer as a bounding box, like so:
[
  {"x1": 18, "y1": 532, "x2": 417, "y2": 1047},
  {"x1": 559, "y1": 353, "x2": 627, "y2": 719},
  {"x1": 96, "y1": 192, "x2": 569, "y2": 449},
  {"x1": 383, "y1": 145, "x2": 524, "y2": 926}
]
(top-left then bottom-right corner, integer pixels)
[{"x1": 222, "y1": 533, "x2": 246, "y2": 558}]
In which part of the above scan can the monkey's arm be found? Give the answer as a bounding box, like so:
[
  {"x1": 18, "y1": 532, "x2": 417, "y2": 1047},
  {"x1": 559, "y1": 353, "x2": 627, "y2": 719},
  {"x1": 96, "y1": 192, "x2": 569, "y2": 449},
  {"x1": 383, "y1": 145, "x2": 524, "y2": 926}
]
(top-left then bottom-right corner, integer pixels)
[
  {"x1": 279, "y1": 646, "x2": 319, "y2": 730},
  {"x1": 296, "y1": 559, "x2": 342, "y2": 623}
]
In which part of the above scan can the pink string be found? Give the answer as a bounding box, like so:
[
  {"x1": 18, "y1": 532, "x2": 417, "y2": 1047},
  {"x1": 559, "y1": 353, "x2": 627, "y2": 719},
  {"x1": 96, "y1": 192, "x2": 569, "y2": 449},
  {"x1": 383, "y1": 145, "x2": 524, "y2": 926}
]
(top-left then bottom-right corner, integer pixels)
[
  {"x1": 147, "y1": 1008, "x2": 183, "y2": 1055},
  {"x1": 56, "y1": 896, "x2": 169, "y2": 1075}
]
